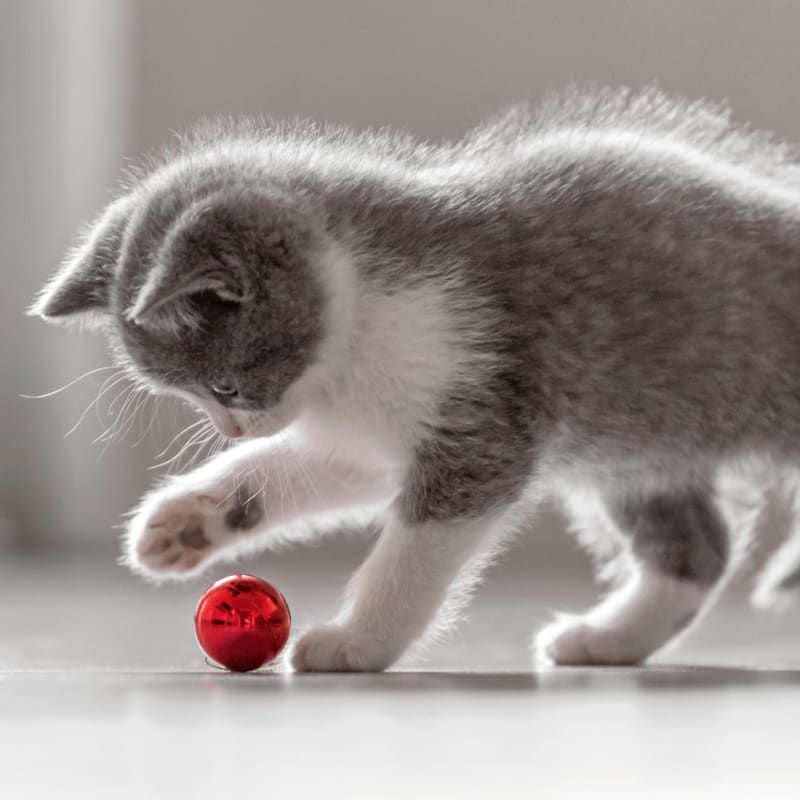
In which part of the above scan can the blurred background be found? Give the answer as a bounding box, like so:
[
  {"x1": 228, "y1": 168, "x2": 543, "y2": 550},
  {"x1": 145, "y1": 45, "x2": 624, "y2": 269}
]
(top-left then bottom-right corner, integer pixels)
[
  {"x1": 2, "y1": 0, "x2": 800, "y2": 670},
  {"x1": 5, "y1": 8, "x2": 800, "y2": 797}
]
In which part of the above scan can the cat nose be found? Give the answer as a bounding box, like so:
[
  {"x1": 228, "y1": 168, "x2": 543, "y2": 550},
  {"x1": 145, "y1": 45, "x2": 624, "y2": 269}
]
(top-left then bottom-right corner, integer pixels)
[
  {"x1": 205, "y1": 406, "x2": 244, "y2": 438},
  {"x1": 216, "y1": 418, "x2": 243, "y2": 438}
]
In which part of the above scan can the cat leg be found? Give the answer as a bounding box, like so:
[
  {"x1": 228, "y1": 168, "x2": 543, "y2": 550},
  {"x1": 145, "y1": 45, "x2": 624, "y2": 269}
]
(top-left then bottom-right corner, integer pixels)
[
  {"x1": 535, "y1": 485, "x2": 730, "y2": 666},
  {"x1": 752, "y1": 533, "x2": 800, "y2": 610},
  {"x1": 752, "y1": 468, "x2": 800, "y2": 610},
  {"x1": 291, "y1": 509, "x2": 502, "y2": 672},
  {"x1": 125, "y1": 435, "x2": 397, "y2": 579}
]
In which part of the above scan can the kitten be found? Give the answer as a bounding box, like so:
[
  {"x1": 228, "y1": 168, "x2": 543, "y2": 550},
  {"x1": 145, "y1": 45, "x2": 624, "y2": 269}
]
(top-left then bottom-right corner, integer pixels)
[{"x1": 30, "y1": 87, "x2": 800, "y2": 671}]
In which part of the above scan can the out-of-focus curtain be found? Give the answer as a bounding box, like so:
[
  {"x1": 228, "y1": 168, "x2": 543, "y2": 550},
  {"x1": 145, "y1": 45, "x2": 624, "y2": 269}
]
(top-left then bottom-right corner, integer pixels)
[{"x1": 0, "y1": 0, "x2": 151, "y2": 553}]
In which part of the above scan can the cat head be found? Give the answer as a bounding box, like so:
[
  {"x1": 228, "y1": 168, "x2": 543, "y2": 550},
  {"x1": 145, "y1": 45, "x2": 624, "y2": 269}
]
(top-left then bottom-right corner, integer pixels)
[{"x1": 30, "y1": 158, "x2": 349, "y2": 439}]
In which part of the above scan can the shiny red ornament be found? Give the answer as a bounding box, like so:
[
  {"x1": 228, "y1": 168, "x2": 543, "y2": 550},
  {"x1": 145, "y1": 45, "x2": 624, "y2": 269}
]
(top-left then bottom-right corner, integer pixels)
[{"x1": 194, "y1": 574, "x2": 291, "y2": 672}]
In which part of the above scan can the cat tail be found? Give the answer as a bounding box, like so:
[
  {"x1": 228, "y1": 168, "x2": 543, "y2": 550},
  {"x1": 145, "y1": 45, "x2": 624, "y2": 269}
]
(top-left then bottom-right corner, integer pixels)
[{"x1": 751, "y1": 532, "x2": 800, "y2": 611}]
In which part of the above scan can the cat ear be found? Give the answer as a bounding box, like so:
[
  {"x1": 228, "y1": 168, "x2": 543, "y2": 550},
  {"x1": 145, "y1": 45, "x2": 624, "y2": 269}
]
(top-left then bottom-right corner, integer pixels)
[
  {"x1": 125, "y1": 261, "x2": 249, "y2": 325},
  {"x1": 30, "y1": 196, "x2": 132, "y2": 325},
  {"x1": 125, "y1": 197, "x2": 253, "y2": 326}
]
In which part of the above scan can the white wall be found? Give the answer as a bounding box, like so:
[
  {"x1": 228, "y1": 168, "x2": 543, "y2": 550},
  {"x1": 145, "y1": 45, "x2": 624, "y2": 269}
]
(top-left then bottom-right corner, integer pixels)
[{"x1": 3, "y1": 0, "x2": 800, "y2": 553}]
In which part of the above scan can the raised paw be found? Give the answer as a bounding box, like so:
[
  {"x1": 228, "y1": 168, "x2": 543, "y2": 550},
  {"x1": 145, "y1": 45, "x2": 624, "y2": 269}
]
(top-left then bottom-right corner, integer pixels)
[
  {"x1": 290, "y1": 625, "x2": 396, "y2": 672},
  {"x1": 534, "y1": 615, "x2": 647, "y2": 667},
  {"x1": 125, "y1": 484, "x2": 264, "y2": 579}
]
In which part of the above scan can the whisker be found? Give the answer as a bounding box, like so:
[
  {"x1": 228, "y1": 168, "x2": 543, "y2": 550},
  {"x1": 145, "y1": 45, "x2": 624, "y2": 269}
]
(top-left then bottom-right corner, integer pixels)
[
  {"x1": 93, "y1": 384, "x2": 139, "y2": 444},
  {"x1": 207, "y1": 430, "x2": 226, "y2": 461},
  {"x1": 64, "y1": 370, "x2": 131, "y2": 438},
  {"x1": 19, "y1": 365, "x2": 119, "y2": 400},
  {"x1": 132, "y1": 394, "x2": 161, "y2": 448},
  {"x1": 129, "y1": 391, "x2": 154, "y2": 446},
  {"x1": 94, "y1": 394, "x2": 136, "y2": 463},
  {"x1": 123, "y1": 383, "x2": 153, "y2": 435},
  {"x1": 157, "y1": 425, "x2": 213, "y2": 470},
  {"x1": 150, "y1": 422, "x2": 215, "y2": 471},
  {"x1": 153, "y1": 418, "x2": 207, "y2": 460},
  {"x1": 106, "y1": 379, "x2": 139, "y2": 416},
  {"x1": 111, "y1": 390, "x2": 149, "y2": 443},
  {"x1": 174, "y1": 428, "x2": 218, "y2": 472},
  {"x1": 243, "y1": 475, "x2": 265, "y2": 511},
  {"x1": 182, "y1": 429, "x2": 219, "y2": 472},
  {"x1": 95, "y1": 376, "x2": 155, "y2": 452},
  {"x1": 94, "y1": 371, "x2": 135, "y2": 428},
  {"x1": 211, "y1": 434, "x2": 229, "y2": 459},
  {"x1": 296, "y1": 458, "x2": 322, "y2": 504},
  {"x1": 95, "y1": 386, "x2": 152, "y2": 462},
  {"x1": 274, "y1": 455, "x2": 286, "y2": 520},
  {"x1": 281, "y1": 458, "x2": 298, "y2": 520}
]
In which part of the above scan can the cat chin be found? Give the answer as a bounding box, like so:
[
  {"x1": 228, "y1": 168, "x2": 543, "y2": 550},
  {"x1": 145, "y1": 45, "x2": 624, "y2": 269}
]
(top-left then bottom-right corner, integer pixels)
[
  {"x1": 186, "y1": 398, "x2": 244, "y2": 438},
  {"x1": 235, "y1": 403, "x2": 298, "y2": 439},
  {"x1": 168, "y1": 389, "x2": 245, "y2": 439}
]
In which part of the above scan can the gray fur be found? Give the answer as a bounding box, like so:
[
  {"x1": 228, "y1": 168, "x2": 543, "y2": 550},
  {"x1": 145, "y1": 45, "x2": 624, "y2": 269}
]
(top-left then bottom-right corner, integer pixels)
[
  {"x1": 776, "y1": 565, "x2": 800, "y2": 592},
  {"x1": 113, "y1": 185, "x2": 323, "y2": 413},
  {"x1": 35, "y1": 196, "x2": 133, "y2": 319},
  {"x1": 30, "y1": 86, "x2": 800, "y2": 606},
  {"x1": 224, "y1": 486, "x2": 264, "y2": 531},
  {"x1": 613, "y1": 487, "x2": 729, "y2": 585}
]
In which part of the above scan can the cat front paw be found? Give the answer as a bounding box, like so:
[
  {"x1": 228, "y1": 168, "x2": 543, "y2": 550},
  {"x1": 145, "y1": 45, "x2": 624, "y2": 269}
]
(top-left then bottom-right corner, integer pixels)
[
  {"x1": 290, "y1": 625, "x2": 396, "y2": 672},
  {"x1": 534, "y1": 616, "x2": 646, "y2": 667},
  {"x1": 124, "y1": 483, "x2": 264, "y2": 579}
]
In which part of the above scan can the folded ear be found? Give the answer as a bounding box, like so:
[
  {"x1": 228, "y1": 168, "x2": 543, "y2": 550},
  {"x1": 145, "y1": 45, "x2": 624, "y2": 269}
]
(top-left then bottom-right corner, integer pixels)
[
  {"x1": 125, "y1": 263, "x2": 249, "y2": 325},
  {"x1": 30, "y1": 196, "x2": 132, "y2": 324},
  {"x1": 124, "y1": 201, "x2": 252, "y2": 327}
]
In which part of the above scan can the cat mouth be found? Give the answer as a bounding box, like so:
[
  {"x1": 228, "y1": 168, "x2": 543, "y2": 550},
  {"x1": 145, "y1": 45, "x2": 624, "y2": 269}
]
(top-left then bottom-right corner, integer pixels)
[
  {"x1": 203, "y1": 404, "x2": 291, "y2": 440},
  {"x1": 180, "y1": 393, "x2": 244, "y2": 439},
  {"x1": 180, "y1": 390, "x2": 296, "y2": 440},
  {"x1": 204, "y1": 406, "x2": 244, "y2": 439}
]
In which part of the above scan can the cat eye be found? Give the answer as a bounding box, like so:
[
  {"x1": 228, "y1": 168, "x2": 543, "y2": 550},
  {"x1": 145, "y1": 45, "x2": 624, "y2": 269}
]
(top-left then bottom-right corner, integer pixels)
[{"x1": 209, "y1": 378, "x2": 239, "y2": 399}]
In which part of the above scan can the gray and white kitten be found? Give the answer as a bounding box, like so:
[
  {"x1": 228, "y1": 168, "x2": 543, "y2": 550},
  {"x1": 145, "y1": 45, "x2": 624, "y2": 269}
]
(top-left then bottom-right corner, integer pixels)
[{"x1": 31, "y1": 87, "x2": 800, "y2": 670}]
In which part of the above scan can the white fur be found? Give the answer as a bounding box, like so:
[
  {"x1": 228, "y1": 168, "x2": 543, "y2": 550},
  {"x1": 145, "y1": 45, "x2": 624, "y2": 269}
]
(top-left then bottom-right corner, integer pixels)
[
  {"x1": 121, "y1": 139, "x2": 800, "y2": 671},
  {"x1": 127, "y1": 334, "x2": 800, "y2": 673},
  {"x1": 124, "y1": 239, "x2": 798, "y2": 670},
  {"x1": 535, "y1": 570, "x2": 709, "y2": 666},
  {"x1": 35, "y1": 89, "x2": 800, "y2": 673},
  {"x1": 507, "y1": 129, "x2": 800, "y2": 211},
  {"x1": 126, "y1": 425, "x2": 510, "y2": 672},
  {"x1": 752, "y1": 467, "x2": 800, "y2": 610},
  {"x1": 526, "y1": 450, "x2": 776, "y2": 666},
  {"x1": 125, "y1": 431, "x2": 398, "y2": 579},
  {"x1": 124, "y1": 238, "x2": 512, "y2": 670},
  {"x1": 291, "y1": 510, "x2": 504, "y2": 671},
  {"x1": 249, "y1": 246, "x2": 500, "y2": 464},
  {"x1": 754, "y1": 534, "x2": 800, "y2": 611}
]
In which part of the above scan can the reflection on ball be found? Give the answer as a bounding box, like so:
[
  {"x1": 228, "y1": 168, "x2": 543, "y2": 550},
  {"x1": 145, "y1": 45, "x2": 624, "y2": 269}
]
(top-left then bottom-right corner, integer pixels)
[{"x1": 194, "y1": 574, "x2": 291, "y2": 672}]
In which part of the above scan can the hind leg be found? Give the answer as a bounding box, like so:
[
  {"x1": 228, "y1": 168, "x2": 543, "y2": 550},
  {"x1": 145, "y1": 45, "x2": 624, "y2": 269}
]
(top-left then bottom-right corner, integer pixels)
[
  {"x1": 753, "y1": 533, "x2": 800, "y2": 610},
  {"x1": 536, "y1": 485, "x2": 730, "y2": 666},
  {"x1": 752, "y1": 469, "x2": 800, "y2": 610}
]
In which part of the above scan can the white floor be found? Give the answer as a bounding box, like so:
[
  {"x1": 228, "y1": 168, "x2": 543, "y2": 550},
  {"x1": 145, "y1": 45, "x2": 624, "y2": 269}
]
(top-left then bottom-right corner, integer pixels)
[{"x1": 1, "y1": 539, "x2": 799, "y2": 799}]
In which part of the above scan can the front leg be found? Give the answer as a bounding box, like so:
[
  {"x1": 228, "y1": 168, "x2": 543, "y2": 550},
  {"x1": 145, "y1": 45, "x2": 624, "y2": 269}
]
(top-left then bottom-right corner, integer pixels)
[
  {"x1": 125, "y1": 435, "x2": 396, "y2": 579},
  {"x1": 291, "y1": 414, "x2": 532, "y2": 672},
  {"x1": 291, "y1": 510, "x2": 498, "y2": 672}
]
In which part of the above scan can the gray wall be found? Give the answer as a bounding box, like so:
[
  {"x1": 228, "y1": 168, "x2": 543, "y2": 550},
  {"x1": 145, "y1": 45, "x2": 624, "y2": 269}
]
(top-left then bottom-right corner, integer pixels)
[
  {"x1": 3, "y1": 0, "x2": 800, "y2": 554},
  {"x1": 2, "y1": 0, "x2": 137, "y2": 551},
  {"x1": 134, "y1": 0, "x2": 800, "y2": 150}
]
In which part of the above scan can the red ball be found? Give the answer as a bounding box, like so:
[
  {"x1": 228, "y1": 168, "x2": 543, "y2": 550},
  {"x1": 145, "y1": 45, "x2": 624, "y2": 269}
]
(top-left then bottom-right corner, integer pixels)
[{"x1": 194, "y1": 574, "x2": 291, "y2": 672}]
